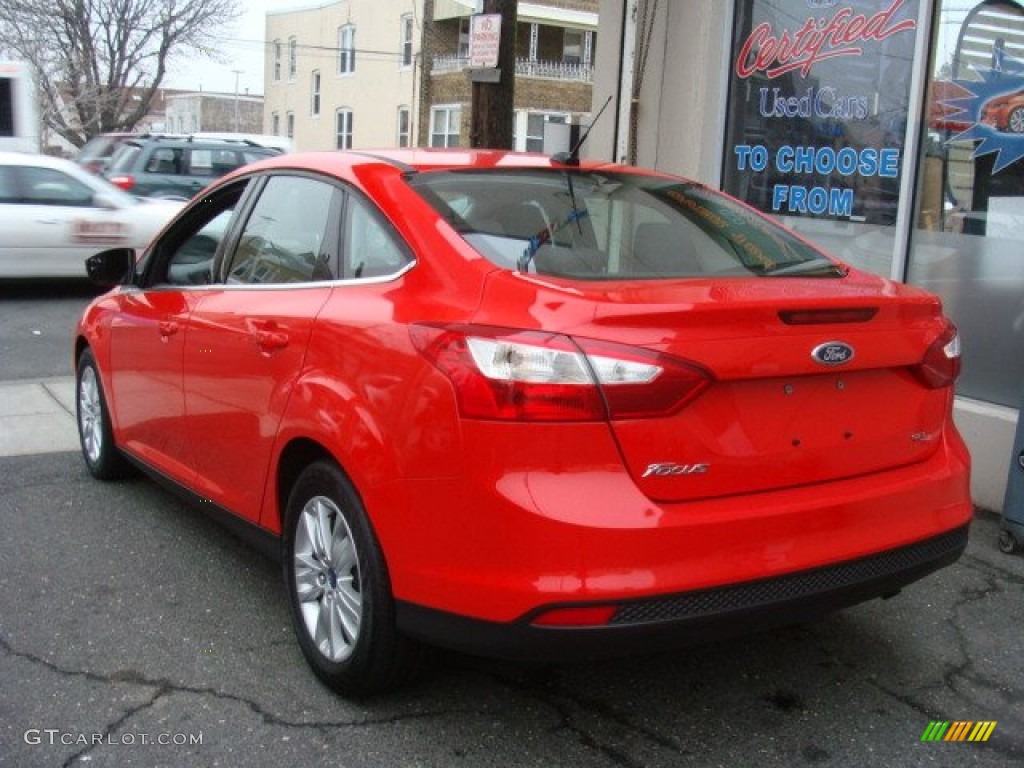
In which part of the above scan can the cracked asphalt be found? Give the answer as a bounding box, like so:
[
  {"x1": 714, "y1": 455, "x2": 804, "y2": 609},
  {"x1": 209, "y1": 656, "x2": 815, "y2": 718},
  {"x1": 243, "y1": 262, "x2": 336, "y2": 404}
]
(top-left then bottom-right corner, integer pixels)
[{"x1": 2, "y1": 284, "x2": 1023, "y2": 767}]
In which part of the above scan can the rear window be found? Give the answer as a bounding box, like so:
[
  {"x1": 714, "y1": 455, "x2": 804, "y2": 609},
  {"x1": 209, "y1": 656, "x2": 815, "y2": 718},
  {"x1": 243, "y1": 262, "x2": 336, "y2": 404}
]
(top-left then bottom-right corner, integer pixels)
[
  {"x1": 106, "y1": 143, "x2": 142, "y2": 173},
  {"x1": 406, "y1": 170, "x2": 843, "y2": 279}
]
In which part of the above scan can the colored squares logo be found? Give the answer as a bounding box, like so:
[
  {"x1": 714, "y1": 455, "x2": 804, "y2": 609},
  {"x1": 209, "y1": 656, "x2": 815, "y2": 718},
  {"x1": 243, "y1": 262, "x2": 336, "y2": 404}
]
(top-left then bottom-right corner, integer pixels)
[{"x1": 921, "y1": 721, "x2": 997, "y2": 742}]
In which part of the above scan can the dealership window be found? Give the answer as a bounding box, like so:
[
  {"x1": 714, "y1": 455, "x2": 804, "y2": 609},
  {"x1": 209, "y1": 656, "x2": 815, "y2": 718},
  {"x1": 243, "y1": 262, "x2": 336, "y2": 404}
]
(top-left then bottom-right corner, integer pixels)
[
  {"x1": 288, "y1": 38, "x2": 297, "y2": 80},
  {"x1": 273, "y1": 41, "x2": 281, "y2": 82},
  {"x1": 908, "y1": 0, "x2": 1024, "y2": 407},
  {"x1": 339, "y1": 25, "x2": 356, "y2": 75},
  {"x1": 311, "y1": 70, "x2": 321, "y2": 117},
  {"x1": 430, "y1": 105, "x2": 461, "y2": 147},
  {"x1": 336, "y1": 108, "x2": 353, "y2": 149},
  {"x1": 722, "y1": 0, "x2": 921, "y2": 280},
  {"x1": 397, "y1": 106, "x2": 411, "y2": 147},
  {"x1": 401, "y1": 14, "x2": 414, "y2": 68}
]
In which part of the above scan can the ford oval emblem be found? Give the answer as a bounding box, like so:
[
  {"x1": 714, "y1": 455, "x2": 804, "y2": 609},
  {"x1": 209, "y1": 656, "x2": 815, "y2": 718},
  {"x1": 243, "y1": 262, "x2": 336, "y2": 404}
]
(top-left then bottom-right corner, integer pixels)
[{"x1": 811, "y1": 341, "x2": 855, "y2": 366}]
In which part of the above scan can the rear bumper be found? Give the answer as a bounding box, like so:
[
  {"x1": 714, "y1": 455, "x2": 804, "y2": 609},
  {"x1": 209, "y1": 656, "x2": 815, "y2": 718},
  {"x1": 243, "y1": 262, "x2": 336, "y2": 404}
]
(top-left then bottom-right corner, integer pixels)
[{"x1": 395, "y1": 524, "x2": 969, "y2": 661}]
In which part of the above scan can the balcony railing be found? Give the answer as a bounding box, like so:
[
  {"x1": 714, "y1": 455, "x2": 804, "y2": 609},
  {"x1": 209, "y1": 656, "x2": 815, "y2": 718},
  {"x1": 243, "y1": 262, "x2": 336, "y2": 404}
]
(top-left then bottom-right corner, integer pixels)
[{"x1": 432, "y1": 54, "x2": 593, "y2": 83}]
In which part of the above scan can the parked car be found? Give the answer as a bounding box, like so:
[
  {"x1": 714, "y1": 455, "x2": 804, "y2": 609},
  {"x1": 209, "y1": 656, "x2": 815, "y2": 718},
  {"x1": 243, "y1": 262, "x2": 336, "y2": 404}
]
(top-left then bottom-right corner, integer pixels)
[
  {"x1": 980, "y1": 88, "x2": 1024, "y2": 133},
  {"x1": 0, "y1": 151, "x2": 182, "y2": 279},
  {"x1": 75, "y1": 132, "x2": 160, "y2": 175},
  {"x1": 103, "y1": 134, "x2": 280, "y2": 200},
  {"x1": 75, "y1": 149, "x2": 972, "y2": 696}
]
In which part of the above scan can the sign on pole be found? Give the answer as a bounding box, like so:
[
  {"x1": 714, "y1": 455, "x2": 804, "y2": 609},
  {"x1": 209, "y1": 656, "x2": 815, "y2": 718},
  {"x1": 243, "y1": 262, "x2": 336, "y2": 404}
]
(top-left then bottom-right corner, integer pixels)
[{"x1": 469, "y1": 13, "x2": 501, "y2": 69}]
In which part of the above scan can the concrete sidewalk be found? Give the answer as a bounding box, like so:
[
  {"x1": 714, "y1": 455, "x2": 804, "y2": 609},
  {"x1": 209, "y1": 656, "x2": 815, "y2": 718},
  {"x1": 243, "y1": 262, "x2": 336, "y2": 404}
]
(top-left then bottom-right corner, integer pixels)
[{"x1": 0, "y1": 377, "x2": 78, "y2": 457}]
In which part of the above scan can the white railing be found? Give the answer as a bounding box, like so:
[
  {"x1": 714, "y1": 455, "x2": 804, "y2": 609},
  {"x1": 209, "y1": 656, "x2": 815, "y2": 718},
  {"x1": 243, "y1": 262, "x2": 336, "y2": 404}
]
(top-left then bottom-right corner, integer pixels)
[{"x1": 431, "y1": 54, "x2": 593, "y2": 83}]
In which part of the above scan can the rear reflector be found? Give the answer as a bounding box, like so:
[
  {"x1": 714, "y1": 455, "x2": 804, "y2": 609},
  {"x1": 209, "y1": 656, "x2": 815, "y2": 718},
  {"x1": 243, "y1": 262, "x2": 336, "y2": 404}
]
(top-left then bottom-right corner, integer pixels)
[{"x1": 531, "y1": 606, "x2": 618, "y2": 627}]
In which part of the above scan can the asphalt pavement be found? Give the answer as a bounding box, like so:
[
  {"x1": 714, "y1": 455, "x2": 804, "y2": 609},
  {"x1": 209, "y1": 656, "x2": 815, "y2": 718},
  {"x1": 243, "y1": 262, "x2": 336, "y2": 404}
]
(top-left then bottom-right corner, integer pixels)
[{"x1": 1, "y1": 283, "x2": 1023, "y2": 767}]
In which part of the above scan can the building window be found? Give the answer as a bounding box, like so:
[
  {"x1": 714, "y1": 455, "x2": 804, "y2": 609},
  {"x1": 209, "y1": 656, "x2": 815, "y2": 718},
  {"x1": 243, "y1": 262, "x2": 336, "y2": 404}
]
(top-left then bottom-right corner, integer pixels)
[
  {"x1": 397, "y1": 106, "x2": 410, "y2": 147},
  {"x1": 311, "y1": 70, "x2": 321, "y2": 116},
  {"x1": 400, "y1": 14, "x2": 414, "y2": 68},
  {"x1": 288, "y1": 37, "x2": 297, "y2": 80},
  {"x1": 273, "y1": 41, "x2": 281, "y2": 81},
  {"x1": 518, "y1": 112, "x2": 567, "y2": 153},
  {"x1": 336, "y1": 108, "x2": 353, "y2": 149},
  {"x1": 286, "y1": 111, "x2": 294, "y2": 140},
  {"x1": 430, "y1": 105, "x2": 461, "y2": 148},
  {"x1": 563, "y1": 29, "x2": 583, "y2": 66},
  {"x1": 339, "y1": 25, "x2": 356, "y2": 75},
  {"x1": 458, "y1": 18, "x2": 470, "y2": 59},
  {"x1": 272, "y1": 112, "x2": 279, "y2": 136}
]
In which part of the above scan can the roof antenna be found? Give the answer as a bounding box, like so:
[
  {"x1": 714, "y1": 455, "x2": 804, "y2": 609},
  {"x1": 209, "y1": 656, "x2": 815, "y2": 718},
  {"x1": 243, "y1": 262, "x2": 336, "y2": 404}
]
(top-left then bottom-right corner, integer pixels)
[{"x1": 552, "y1": 95, "x2": 613, "y2": 167}]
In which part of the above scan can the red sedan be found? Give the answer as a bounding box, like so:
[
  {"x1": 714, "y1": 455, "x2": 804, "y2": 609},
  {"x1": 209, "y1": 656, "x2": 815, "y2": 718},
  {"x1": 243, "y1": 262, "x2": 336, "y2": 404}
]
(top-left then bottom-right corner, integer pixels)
[
  {"x1": 981, "y1": 88, "x2": 1024, "y2": 133},
  {"x1": 74, "y1": 149, "x2": 972, "y2": 696}
]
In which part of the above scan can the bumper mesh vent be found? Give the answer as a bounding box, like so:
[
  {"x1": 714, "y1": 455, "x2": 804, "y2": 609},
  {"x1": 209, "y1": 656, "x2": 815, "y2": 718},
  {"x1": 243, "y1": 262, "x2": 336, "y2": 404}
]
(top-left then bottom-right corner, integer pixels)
[{"x1": 610, "y1": 527, "x2": 968, "y2": 625}]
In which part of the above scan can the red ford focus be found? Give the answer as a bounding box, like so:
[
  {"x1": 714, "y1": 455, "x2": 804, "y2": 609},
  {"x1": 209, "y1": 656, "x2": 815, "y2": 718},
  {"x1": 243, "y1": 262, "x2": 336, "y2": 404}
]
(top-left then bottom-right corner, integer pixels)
[{"x1": 74, "y1": 149, "x2": 972, "y2": 696}]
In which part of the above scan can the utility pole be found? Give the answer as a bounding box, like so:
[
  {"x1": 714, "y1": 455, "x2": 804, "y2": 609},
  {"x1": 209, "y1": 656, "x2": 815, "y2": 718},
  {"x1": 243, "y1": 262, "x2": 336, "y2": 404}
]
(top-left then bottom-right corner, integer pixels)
[{"x1": 469, "y1": 0, "x2": 516, "y2": 149}]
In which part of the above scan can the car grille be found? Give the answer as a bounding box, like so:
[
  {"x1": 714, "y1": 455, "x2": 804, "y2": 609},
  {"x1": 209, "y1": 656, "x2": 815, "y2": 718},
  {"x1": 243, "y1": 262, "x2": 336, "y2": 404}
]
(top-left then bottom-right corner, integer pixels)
[{"x1": 610, "y1": 527, "x2": 968, "y2": 625}]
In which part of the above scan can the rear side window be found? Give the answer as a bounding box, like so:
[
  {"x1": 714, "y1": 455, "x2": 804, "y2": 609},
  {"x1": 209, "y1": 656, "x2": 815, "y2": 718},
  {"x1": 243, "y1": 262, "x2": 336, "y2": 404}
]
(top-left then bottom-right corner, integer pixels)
[
  {"x1": 107, "y1": 144, "x2": 142, "y2": 173},
  {"x1": 407, "y1": 170, "x2": 842, "y2": 280}
]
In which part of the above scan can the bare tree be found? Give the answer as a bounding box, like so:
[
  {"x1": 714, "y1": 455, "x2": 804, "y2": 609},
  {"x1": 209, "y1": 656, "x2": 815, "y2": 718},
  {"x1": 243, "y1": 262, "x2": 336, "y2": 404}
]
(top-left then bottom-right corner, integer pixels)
[{"x1": 0, "y1": 0, "x2": 240, "y2": 148}]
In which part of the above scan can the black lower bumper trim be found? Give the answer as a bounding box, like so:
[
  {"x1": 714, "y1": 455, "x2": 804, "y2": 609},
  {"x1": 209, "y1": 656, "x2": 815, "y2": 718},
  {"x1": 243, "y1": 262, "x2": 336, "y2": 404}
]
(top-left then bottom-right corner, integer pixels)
[{"x1": 395, "y1": 525, "x2": 969, "y2": 662}]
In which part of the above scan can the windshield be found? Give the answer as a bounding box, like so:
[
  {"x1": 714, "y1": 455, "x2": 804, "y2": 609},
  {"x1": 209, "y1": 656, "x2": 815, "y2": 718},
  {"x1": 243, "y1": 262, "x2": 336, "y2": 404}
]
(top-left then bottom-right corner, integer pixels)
[{"x1": 406, "y1": 169, "x2": 844, "y2": 280}]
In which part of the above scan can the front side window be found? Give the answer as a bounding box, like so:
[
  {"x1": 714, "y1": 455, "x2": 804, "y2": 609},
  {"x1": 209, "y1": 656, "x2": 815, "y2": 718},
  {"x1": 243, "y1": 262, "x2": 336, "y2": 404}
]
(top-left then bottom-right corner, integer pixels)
[
  {"x1": 19, "y1": 167, "x2": 94, "y2": 206},
  {"x1": 407, "y1": 170, "x2": 839, "y2": 280},
  {"x1": 400, "y1": 14, "x2": 414, "y2": 67},
  {"x1": 311, "y1": 70, "x2": 321, "y2": 116},
  {"x1": 339, "y1": 25, "x2": 356, "y2": 74},
  {"x1": 227, "y1": 175, "x2": 338, "y2": 285},
  {"x1": 430, "y1": 106, "x2": 461, "y2": 148},
  {"x1": 336, "y1": 108, "x2": 353, "y2": 149}
]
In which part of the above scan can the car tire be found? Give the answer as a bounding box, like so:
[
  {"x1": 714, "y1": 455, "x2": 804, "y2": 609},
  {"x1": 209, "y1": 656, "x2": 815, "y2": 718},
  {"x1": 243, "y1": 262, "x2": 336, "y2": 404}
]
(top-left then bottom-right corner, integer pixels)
[
  {"x1": 283, "y1": 460, "x2": 418, "y2": 697},
  {"x1": 1009, "y1": 107, "x2": 1024, "y2": 134},
  {"x1": 76, "y1": 348, "x2": 132, "y2": 480}
]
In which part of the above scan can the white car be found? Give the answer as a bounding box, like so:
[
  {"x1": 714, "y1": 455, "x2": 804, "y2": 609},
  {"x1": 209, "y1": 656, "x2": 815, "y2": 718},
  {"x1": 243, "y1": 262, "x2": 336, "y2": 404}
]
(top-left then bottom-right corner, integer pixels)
[{"x1": 0, "y1": 151, "x2": 183, "y2": 278}]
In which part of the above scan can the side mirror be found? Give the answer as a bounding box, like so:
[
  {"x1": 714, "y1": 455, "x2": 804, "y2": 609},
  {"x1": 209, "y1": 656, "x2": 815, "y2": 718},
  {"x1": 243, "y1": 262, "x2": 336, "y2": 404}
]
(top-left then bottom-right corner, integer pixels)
[{"x1": 86, "y1": 248, "x2": 136, "y2": 286}]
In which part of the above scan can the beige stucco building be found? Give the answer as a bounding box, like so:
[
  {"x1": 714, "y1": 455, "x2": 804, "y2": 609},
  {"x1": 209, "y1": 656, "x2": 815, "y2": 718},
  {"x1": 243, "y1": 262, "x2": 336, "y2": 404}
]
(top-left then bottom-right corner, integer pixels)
[
  {"x1": 264, "y1": 0, "x2": 423, "y2": 152},
  {"x1": 264, "y1": 0, "x2": 598, "y2": 153}
]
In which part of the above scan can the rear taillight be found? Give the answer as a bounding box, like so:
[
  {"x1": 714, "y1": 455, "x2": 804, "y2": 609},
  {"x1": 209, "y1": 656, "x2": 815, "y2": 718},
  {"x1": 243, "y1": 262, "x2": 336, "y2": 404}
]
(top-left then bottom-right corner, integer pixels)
[
  {"x1": 410, "y1": 324, "x2": 712, "y2": 422},
  {"x1": 913, "y1": 321, "x2": 961, "y2": 389},
  {"x1": 108, "y1": 174, "x2": 135, "y2": 192}
]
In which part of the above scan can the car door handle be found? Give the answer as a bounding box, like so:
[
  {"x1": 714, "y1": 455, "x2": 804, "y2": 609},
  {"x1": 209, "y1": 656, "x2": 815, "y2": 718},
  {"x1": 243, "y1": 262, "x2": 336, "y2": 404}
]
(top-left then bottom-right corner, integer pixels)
[
  {"x1": 254, "y1": 329, "x2": 289, "y2": 351},
  {"x1": 158, "y1": 320, "x2": 179, "y2": 337}
]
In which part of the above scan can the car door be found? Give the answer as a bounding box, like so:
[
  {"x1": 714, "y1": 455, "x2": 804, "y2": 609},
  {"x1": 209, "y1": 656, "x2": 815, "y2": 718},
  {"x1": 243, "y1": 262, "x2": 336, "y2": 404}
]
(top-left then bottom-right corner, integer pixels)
[
  {"x1": 182, "y1": 173, "x2": 341, "y2": 522},
  {"x1": 0, "y1": 164, "x2": 128, "y2": 277},
  {"x1": 105, "y1": 179, "x2": 252, "y2": 485}
]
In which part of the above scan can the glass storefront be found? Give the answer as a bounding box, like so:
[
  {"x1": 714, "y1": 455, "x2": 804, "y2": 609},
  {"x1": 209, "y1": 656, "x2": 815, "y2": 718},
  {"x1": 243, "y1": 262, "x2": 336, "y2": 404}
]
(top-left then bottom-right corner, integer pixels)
[
  {"x1": 722, "y1": 0, "x2": 921, "y2": 278},
  {"x1": 908, "y1": 0, "x2": 1024, "y2": 408},
  {"x1": 718, "y1": 0, "x2": 1023, "y2": 409}
]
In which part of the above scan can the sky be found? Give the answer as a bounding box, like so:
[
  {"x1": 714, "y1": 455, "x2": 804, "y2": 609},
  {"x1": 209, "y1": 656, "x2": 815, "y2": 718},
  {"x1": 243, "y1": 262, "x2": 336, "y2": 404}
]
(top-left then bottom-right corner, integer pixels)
[{"x1": 162, "y1": 1, "x2": 312, "y2": 96}]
